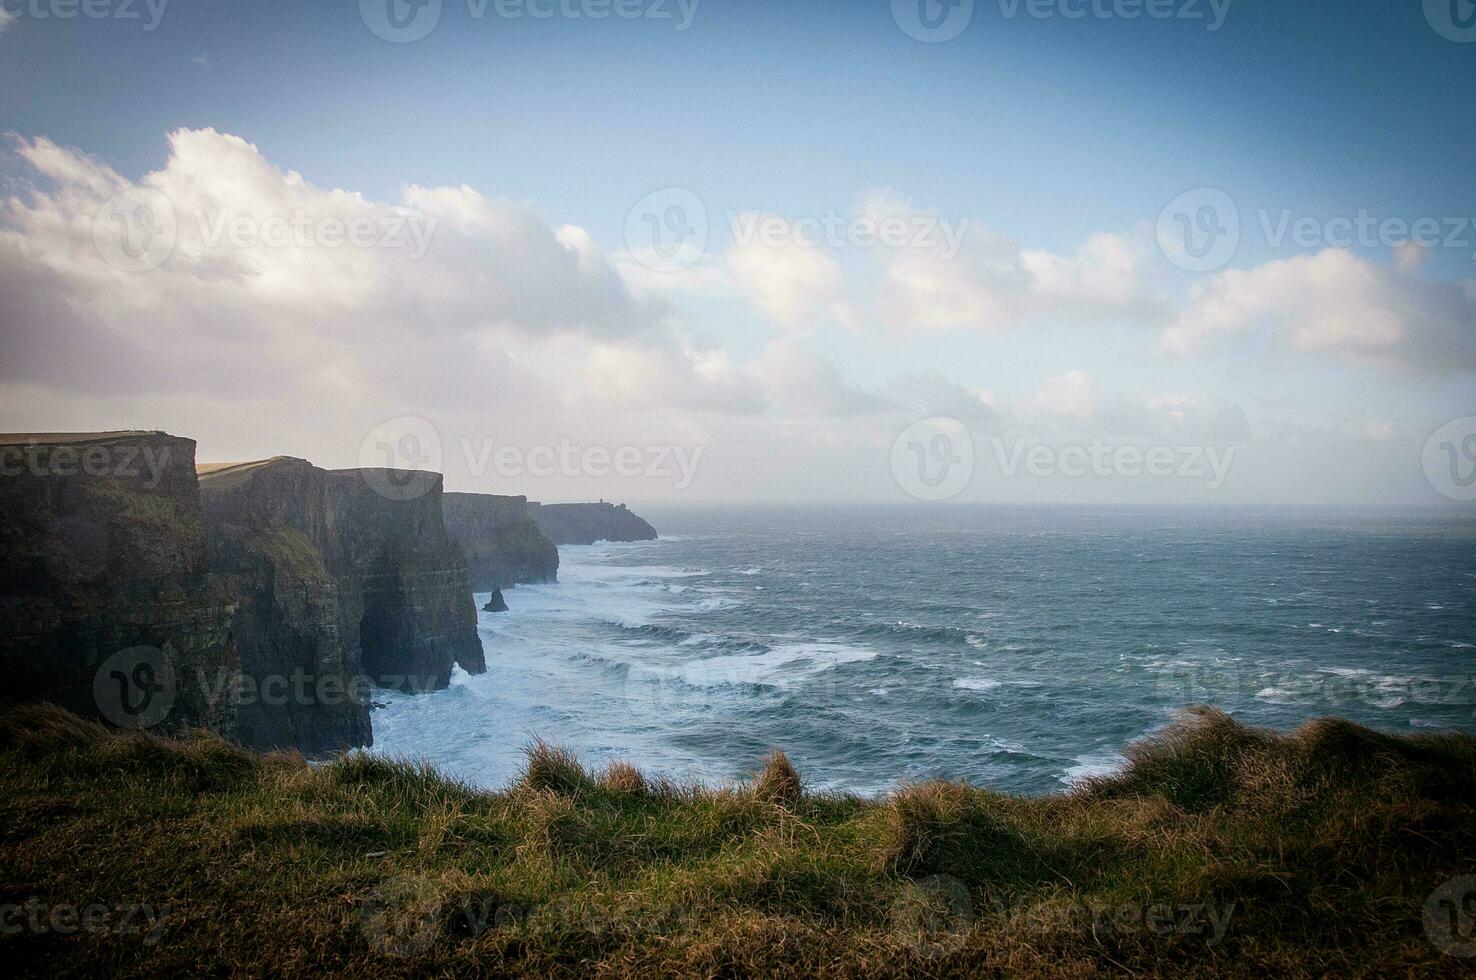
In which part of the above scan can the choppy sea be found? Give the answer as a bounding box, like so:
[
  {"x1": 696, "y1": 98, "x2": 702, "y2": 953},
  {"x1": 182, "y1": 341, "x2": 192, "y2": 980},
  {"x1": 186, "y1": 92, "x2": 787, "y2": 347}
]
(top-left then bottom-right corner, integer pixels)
[{"x1": 371, "y1": 505, "x2": 1476, "y2": 795}]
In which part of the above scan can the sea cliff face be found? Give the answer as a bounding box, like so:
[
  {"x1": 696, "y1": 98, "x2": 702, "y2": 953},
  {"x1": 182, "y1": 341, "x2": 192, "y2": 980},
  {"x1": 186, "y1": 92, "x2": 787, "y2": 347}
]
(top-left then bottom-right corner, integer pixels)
[
  {"x1": 0, "y1": 431, "x2": 487, "y2": 754},
  {"x1": 528, "y1": 501, "x2": 657, "y2": 545},
  {"x1": 323, "y1": 468, "x2": 485, "y2": 690},
  {"x1": 0, "y1": 432, "x2": 238, "y2": 736},
  {"x1": 200, "y1": 459, "x2": 484, "y2": 751},
  {"x1": 199, "y1": 458, "x2": 369, "y2": 752},
  {"x1": 442, "y1": 492, "x2": 559, "y2": 591}
]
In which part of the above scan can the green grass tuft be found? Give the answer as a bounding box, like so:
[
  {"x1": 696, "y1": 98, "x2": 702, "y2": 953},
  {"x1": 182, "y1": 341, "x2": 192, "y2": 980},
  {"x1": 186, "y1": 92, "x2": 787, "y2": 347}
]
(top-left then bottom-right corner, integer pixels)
[
  {"x1": 750, "y1": 750, "x2": 802, "y2": 807},
  {"x1": 1, "y1": 704, "x2": 1474, "y2": 977},
  {"x1": 519, "y1": 739, "x2": 596, "y2": 797}
]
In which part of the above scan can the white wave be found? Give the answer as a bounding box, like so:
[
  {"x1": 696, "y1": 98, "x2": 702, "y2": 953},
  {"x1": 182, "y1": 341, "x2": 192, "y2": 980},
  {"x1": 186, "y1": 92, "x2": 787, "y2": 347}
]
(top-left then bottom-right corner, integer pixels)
[
  {"x1": 673, "y1": 642, "x2": 877, "y2": 689},
  {"x1": 953, "y1": 678, "x2": 1003, "y2": 692},
  {"x1": 1060, "y1": 753, "x2": 1126, "y2": 786}
]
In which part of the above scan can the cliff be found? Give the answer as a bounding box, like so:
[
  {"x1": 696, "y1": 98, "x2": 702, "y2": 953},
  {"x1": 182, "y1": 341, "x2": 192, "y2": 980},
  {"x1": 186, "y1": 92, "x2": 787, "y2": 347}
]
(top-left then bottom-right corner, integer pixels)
[
  {"x1": 198, "y1": 457, "x2": 368, "y2": 753},
  {"x1": 0, "y1": 432, "x2": 238, "y2": 736},
  {"x1": 200, "y1": 459, "x2": 484, "y2": 752},
  {"x1": 528, "y1": 501, "x2": 657, "y2": 545},
  {"x1": 442, "y1": 492, "x2": 559, "y2": 591},
  {"x1": 323, "y1": 467, "x2": 485, "y2": 690}
]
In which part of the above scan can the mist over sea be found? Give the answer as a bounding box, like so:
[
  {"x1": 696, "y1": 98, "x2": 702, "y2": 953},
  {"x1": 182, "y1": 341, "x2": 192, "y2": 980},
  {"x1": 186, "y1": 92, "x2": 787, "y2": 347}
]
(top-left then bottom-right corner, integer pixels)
[{"x1": 371, "y1": 505, "x2": 1476, "y2": 795}]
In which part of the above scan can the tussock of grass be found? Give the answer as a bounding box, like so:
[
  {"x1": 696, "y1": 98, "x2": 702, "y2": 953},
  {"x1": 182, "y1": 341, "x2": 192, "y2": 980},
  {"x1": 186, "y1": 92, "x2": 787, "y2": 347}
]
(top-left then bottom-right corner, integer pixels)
[
  {"x1": 519, "y1": 739, "x2": 596, "y2": 797},
  {"x1": 750, "y1": 750, "x2": 802, "y2": 807},
  {"x1": 598, "y1": 761, "x2": 647, "y2": 796},
  {"x1": 1, "y1": 704, "x2": 1474, "y2": 977}
]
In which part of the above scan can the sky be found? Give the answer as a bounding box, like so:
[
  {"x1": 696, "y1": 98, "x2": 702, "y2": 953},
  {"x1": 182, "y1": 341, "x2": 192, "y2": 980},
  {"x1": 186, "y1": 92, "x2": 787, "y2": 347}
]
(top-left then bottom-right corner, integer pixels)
[{"x1": 0, "y1": 0, "x2": 1473, "y2": 505}]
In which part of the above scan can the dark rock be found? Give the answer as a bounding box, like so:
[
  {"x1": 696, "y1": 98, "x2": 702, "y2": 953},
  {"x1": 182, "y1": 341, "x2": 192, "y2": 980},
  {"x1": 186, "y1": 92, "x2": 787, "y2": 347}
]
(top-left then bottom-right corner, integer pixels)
[
  {"x1": 198, "y1": 457, "x2": 369, "y2": 753},
  {"x1": 528, "y1": 501, "x2": 657, "y2": 545},
  {"x1": 200, "y1": 458, "x2": 484, "y2": 751},
  {"x1": 483, "y1": 589, "x2": 508, "y2": 613},
  {"x1": 0, "y1": 432, "x2": 238, "y2": 737},
  {"x1": 325, "y1": 468, "x2": 484, "y2": 689},
  {"x1": 443, "y1": 492, "x2": 558, "y2": 591}
]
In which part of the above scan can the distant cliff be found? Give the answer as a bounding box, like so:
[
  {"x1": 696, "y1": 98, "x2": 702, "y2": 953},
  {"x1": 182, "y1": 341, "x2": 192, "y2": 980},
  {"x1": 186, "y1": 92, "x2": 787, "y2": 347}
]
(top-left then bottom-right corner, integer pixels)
[
  {"x1": 201, "y1": 458, "x2": 483, "y2": 752},
  {"x1": 528, "y1": 501, "x2": 657, "y2": 545},
  {"x1": 0, "y1": 432, "x2": 238, "y2": 736},
  {"x1": 443, "y1": 492, "x2": 559, "y2": 592}
]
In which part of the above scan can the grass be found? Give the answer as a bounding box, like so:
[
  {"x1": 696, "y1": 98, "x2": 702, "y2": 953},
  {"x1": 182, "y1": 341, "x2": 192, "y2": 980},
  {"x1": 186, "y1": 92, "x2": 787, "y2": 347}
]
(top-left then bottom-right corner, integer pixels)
[{"x1": 1, "y1": 704, "x2": 1474, "y2": 977}]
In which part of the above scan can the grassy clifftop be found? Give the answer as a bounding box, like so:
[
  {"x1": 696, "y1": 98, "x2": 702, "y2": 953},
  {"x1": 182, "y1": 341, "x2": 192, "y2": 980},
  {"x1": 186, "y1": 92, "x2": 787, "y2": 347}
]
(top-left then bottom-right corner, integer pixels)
[{"x1": 1, "y1": 705, "x2": 1473, "y2": 977}]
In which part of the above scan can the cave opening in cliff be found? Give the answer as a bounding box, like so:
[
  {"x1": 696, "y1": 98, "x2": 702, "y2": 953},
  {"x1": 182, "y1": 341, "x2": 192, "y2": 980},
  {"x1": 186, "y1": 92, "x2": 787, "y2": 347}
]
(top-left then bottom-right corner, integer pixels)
[{"x1": 358, "y1": 577, "x2": 419, "y2": 693}]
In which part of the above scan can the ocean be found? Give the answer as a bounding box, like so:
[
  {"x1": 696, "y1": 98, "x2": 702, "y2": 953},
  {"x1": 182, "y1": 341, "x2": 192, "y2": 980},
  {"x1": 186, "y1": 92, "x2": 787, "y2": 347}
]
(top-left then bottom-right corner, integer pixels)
[{"x1": 370, "y1": 505, "x2": 1476, "y2": 795}]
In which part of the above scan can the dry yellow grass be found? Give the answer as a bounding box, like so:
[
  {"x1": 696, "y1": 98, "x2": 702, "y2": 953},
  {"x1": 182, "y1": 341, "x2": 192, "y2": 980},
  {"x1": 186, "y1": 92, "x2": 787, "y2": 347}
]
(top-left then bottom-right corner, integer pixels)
[{"x1": 1, "y1": 703, "x2": 1473, "y2": 977}]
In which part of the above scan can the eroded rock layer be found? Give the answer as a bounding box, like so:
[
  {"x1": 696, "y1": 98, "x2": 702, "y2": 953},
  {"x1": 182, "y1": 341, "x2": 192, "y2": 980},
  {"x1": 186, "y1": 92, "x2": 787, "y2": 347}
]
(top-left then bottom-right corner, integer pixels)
[
  {"x1": 200, "y1": 459, "x2": 484, "y2": 751},
  {"x1": 442, "y1": 492, "x2": 559, "y2": 591},
  {"x1": 0, "y1": 432, "x2": 238, "y2": 736}
]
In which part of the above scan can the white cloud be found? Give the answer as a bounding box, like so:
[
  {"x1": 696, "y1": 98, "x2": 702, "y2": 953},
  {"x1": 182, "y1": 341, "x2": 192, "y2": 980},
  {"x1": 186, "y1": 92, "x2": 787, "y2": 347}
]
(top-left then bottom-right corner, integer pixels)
[
  {"x1": 1029, "y1": 369, "x2": 1094, "y2": 420},
  {"x1": 725, "y1": 212, "x2": 852, "y2": 328},
  {"x1": 894, "y1": 371, "x2": 994, "y2": 421},
  {"x1": 564, "y1": 336, "x2": 887, "y2": 419},
  {"x1": 861, "y1": 191, "x2": 1161, "y2": 331},
  {"x1": 0, "y1": 129, "x2": 668, "y2": 401},
  {"x1": 0, "y1": 129, "x2": 1453, "y2": 505},
  {"x1": 0, "y1": 10, "x2": 15, "y2": 35},
  {"x1": 1164, "y1": 247, "x2": 1476, "y2": 372}
]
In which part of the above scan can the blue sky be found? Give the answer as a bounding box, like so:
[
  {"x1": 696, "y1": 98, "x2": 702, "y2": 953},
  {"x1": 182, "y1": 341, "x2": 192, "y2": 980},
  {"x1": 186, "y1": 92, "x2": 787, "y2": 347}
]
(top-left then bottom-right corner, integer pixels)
[{"x1": 0, "y1": 0, "x2": 1473, "y2": 503}]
